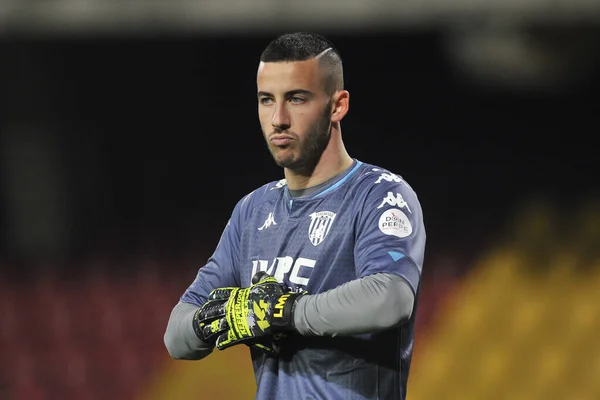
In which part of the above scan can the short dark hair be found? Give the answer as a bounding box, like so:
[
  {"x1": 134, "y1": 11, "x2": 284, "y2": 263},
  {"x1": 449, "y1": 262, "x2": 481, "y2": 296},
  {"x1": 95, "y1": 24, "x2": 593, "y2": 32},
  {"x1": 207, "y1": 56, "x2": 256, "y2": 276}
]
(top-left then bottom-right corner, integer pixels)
[{"x1": 260, "y1": 32, "x2": 344, "y2": 94}]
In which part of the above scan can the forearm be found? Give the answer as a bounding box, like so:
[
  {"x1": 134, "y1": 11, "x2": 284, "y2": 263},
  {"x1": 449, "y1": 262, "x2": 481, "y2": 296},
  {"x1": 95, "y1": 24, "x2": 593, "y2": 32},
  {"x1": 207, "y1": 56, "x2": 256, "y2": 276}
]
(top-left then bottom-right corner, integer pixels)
[
  {"x1": 293, "y1": 273, "x2": 414, "y2": 336},
  {"x1": 164, "y1": 301, "x2": 214, "y2": 360}
]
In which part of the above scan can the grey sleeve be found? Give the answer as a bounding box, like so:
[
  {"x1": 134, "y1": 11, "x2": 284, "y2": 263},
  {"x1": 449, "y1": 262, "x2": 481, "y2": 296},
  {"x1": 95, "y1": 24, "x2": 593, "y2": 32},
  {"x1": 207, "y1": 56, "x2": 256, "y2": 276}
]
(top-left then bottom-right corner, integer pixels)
[
  {"x1": 293, "y1": 273, "x2": 415, "y2": 336},
  {"x1": 164, "y1": 301, "x2": 214, "y2": 360}
]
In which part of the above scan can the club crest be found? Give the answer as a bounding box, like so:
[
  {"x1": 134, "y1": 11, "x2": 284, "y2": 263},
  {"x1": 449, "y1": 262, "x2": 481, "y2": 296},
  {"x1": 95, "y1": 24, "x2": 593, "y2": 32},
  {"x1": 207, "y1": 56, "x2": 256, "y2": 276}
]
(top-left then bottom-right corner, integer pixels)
[{"x1": 308, "y1": 211, "x2": 336, "y2": 246}]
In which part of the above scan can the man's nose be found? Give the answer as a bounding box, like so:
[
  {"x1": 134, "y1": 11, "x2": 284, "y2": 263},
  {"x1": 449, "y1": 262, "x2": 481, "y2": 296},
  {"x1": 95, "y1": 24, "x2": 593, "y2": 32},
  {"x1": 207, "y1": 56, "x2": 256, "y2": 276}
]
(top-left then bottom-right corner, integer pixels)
[{"x1": 271, "y1": 104, "x2": 291, "y2": 130}]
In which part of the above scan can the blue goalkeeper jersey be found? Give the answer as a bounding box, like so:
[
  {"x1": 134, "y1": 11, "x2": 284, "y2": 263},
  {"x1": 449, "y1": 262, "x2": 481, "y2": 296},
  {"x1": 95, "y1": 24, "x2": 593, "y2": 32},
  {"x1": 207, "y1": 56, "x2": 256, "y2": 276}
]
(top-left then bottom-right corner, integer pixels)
[{"x1": 181, "y1": 159, "x2": 426, "y2": 400}]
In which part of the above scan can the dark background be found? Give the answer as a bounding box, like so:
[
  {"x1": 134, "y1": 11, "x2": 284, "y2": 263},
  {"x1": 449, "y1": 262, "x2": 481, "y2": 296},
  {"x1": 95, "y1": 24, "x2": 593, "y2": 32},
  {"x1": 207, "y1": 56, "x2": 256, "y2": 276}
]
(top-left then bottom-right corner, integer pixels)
[
  {"x1": 0, "y1": 19, "x2": 599, "y2": 400},
  {"x1": 0, "y1": 31, "x2": 598, "y2": 270}
]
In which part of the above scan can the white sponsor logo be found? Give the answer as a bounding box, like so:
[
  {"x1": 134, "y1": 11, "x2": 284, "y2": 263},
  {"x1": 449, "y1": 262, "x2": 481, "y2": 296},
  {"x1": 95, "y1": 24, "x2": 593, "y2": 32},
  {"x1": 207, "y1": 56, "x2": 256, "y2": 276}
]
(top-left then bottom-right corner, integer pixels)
[
  {"x1": 251, "y1": 256, "x2": 316, "y2": 287},
  {"x1": 308, "y1": 211, "x2": 336, "y2": 246},
  {"x1": 271, "y1": 179, "x2": 287, "y2": 190},
  {"x1": 374, "y1": 171, "x2": 405, "y2": 185},
  {"x1": 379, "y1": 208, "x2": 412, "y2": 238},
  {"x1": 258, "y1": 212, "x2": 277, "y2": 231},
  {"x1": 377, "y1": 192, "x2": 412, "y2": 213}
]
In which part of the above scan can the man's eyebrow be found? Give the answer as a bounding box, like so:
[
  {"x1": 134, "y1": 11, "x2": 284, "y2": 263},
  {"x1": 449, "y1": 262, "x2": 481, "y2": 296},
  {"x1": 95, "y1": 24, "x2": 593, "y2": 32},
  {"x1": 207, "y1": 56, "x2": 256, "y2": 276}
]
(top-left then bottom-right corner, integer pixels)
[
  {"x1": 257, "y1": 89, "x2": 314, "y2": 98},
  {"x1": 286, "y1": 89, "x2": 314, "y2": 97}
]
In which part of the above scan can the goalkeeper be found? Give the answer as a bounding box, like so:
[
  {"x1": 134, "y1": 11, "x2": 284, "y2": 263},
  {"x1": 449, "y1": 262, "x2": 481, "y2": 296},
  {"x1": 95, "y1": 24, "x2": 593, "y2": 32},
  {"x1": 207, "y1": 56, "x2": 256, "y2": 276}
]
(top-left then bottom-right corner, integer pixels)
[{"x1": 164, "y1": 32, "x2": 426, "y2": 400}]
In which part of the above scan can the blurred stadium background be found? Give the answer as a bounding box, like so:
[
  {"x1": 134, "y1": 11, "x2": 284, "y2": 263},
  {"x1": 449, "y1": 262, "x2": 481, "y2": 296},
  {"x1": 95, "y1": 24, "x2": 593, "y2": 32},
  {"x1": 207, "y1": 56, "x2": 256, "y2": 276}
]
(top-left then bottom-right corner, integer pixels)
[{"x1": 1, "y1": 1, "x2": 599, "y2": 399}]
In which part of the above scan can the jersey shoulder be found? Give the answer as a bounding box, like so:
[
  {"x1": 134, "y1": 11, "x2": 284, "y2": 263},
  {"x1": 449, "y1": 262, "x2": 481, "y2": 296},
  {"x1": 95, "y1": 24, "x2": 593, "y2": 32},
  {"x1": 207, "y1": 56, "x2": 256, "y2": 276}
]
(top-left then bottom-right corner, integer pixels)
[
  {"x1": 352, "y1": 161, "x2": 417, "y2": 195},
  {"x1": 348, "y1": 161, "x2": 423, "y2": 216},
  {"x1": 234, "y1": 178, "x2": 287, "y2": 214}
]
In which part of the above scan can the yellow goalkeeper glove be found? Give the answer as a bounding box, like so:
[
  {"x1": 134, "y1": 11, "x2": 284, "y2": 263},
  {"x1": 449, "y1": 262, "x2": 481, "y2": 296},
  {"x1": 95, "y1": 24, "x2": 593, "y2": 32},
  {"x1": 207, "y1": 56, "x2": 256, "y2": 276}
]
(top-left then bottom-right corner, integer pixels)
[{"x1": 193, "y1": 272, "x2": 305, "y2": 352}]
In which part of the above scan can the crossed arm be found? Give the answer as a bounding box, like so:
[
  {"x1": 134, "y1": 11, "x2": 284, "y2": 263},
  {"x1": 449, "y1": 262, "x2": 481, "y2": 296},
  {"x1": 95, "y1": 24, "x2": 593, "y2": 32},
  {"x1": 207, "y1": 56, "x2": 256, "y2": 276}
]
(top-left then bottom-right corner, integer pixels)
[{"x1": 164, "y1": 272, "x2": 414, "y2": 360}]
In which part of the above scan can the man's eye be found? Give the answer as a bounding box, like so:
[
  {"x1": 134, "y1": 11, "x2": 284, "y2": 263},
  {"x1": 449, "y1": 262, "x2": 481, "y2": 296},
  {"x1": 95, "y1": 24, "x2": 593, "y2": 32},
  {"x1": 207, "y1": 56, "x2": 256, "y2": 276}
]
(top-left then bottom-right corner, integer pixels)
[
  {"x1": 290, "y1": 97, "x2": 305, "y2": 104},
  {"x1": 259, "y1": 97, "x2": 273, "y2": 105}
]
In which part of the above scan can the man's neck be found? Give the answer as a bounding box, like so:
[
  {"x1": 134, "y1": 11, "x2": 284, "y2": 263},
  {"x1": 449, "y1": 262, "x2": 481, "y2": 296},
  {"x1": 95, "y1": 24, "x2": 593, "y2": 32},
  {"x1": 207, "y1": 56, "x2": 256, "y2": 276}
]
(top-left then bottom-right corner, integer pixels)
[{"x1": 284, "y1": 152, "x2": 354, "y2": 191}]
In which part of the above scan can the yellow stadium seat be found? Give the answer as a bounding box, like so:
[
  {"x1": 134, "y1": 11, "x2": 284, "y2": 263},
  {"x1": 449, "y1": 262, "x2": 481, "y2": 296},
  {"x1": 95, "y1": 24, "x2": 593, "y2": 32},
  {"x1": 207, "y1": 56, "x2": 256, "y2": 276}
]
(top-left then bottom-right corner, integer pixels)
[{"x1": 408, "y1": 210, "x2": 600, "y2": 400}]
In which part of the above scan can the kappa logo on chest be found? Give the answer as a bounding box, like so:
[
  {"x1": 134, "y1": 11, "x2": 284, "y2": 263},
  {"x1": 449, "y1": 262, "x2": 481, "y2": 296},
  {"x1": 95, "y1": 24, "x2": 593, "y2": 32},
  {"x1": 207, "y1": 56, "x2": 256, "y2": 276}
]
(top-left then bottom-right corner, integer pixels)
[{"x1": 258, "y1": 212, "x2": 277, "y2": 231}]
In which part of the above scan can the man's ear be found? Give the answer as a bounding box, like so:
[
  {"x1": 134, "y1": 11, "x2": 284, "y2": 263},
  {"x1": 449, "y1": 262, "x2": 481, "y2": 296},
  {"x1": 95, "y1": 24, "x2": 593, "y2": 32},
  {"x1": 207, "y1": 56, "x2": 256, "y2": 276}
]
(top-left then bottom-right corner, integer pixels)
[{"x1": 331, "y1": 90, "x2": 349, "y2": 123}]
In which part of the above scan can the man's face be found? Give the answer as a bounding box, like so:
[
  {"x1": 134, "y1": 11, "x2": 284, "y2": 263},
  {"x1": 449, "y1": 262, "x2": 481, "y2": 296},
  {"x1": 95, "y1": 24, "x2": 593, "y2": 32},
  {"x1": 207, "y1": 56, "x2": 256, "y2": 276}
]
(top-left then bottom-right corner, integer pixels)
[{"x1": 257, "y1": 59, "x2": 332, "y2": 170}]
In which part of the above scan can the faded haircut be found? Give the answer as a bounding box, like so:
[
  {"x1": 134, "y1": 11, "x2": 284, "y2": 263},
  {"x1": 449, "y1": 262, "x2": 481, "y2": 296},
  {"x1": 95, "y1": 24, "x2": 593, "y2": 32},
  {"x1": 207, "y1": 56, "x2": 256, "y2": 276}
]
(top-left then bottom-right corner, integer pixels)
[{"x1": 260, "y1": 32, "x2": 344, "y2": 95}]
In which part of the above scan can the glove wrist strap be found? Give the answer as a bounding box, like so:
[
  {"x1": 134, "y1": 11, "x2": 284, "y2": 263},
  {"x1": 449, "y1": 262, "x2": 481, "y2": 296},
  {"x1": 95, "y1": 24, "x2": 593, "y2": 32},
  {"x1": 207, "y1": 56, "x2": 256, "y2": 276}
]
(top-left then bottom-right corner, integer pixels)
[{"x1": 272, "y1": 292, "x2": 303, "y2": 332}]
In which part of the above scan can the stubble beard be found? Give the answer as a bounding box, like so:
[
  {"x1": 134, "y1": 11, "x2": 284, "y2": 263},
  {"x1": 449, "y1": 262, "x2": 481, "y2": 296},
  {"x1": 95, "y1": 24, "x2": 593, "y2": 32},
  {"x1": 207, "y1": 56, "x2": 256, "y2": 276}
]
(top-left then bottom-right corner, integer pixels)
[{"x1": 267, "y1": 106, "x2": 332, "y2": 171}]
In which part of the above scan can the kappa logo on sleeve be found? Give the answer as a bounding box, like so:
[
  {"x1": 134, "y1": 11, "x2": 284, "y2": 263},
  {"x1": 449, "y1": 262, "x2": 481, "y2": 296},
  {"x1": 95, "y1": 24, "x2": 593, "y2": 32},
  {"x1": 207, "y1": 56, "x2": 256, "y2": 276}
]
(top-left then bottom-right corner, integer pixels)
[
  {"x1": 377, "y1": 192, "x2": 412, "y2": 213},
  {"x1": 378, "y1": 208, "x2": 412, "y2": 238},
  {"x1": 270, "y1": 179, "x2": 287, "y2": 190},
  {"x1": 373, "y1": 170, "x2": 405, "y2": 185}
]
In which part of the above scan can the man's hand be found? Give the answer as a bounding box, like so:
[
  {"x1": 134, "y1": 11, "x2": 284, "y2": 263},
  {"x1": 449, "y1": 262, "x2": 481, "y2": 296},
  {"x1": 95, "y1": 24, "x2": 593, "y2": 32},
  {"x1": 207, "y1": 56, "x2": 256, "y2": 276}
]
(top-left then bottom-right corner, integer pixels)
[{"x1": 193, "y1": 272, "x2": 304, "y2": 352}]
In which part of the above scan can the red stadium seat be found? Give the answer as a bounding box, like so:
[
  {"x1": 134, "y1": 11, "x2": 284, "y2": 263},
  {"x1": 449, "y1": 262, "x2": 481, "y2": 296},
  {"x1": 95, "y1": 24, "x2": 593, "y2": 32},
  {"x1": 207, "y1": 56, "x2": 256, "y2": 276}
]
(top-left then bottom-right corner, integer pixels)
[{"x1": 0, "y1": 256, "x2": 207, "y2": 400}]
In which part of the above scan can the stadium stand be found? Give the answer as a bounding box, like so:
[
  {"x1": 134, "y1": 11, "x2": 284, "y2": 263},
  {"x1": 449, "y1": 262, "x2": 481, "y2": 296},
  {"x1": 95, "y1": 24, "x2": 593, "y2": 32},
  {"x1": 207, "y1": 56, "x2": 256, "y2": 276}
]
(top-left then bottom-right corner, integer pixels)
[
  {"x1": 408, "y1": 200, "x2": 600, "y2": 400},
  {"x1": 1, "y1": 199, "x2": 598, "y2": 399}
]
